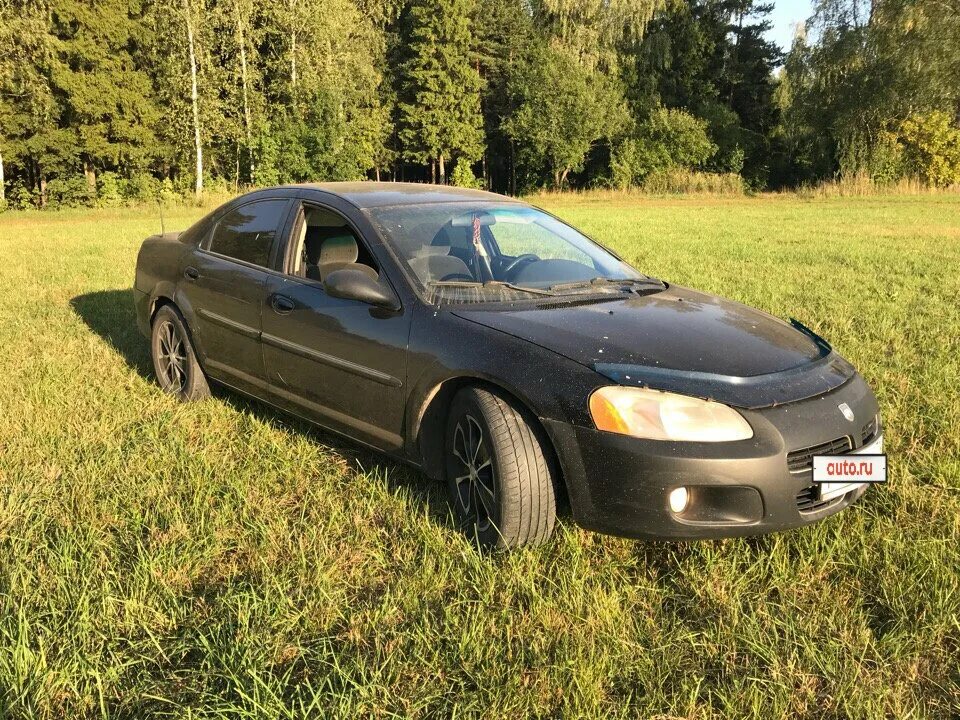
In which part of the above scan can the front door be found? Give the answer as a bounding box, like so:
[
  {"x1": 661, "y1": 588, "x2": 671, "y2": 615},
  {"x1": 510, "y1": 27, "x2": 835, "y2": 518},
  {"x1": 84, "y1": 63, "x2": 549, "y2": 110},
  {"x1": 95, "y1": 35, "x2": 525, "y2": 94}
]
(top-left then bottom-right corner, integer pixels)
[
  {"x1": 179, "y1": 198, "x2": 291, "y2": 390},
  {"x1": 260, "y1": 203, "x2": 411, "y2": 451}
]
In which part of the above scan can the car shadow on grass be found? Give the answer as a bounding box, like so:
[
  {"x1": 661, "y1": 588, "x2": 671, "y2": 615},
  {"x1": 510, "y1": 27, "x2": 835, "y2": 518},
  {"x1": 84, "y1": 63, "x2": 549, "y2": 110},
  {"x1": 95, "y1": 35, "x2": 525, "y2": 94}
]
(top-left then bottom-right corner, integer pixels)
[
  {"x1": 70, "y1": 288, "x2": 456, "y2": 537},
  {"x1": 71, "y1": 288, "x2": 153, "y2": 376}
]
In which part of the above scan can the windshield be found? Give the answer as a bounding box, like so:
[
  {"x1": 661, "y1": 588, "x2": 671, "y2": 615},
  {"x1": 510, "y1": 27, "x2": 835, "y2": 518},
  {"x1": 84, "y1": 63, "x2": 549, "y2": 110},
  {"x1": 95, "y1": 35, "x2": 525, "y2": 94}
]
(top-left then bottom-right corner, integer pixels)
[{"x1": 365, "y1": 202, "x2": 655, "y2": 303}]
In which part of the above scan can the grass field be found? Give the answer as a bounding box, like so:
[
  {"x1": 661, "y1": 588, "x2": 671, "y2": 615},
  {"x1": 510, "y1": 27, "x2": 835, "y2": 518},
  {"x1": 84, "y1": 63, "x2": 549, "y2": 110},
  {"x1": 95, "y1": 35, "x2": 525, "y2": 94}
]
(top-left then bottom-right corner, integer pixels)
[{"x1": 1, "y1": 193, "x2": 958, "y2": 718}]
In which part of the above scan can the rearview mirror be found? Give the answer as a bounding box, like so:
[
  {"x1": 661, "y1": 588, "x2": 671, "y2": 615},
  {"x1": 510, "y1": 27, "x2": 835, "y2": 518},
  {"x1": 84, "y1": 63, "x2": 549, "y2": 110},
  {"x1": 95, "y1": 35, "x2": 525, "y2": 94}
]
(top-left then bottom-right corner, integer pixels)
[
  {"x1": 324, "y1": 268, "x2": 399, "y2": 310},
  {"x1": 450, "y1": 212, "x2": 496, "y2": 227}
]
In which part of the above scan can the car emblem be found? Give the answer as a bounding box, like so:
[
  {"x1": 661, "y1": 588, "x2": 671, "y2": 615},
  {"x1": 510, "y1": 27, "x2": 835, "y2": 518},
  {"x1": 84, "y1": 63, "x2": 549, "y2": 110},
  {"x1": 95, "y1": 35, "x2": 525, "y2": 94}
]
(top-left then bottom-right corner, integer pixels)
[{"x1": 838, "y1": 403, "x2": 855, "y2": 422}]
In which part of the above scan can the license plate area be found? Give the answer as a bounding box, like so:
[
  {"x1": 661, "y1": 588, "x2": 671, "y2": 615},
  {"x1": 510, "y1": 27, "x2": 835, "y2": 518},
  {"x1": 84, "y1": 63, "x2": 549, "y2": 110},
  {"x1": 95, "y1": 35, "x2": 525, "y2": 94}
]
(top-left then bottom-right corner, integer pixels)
[{"x1": 813, "y1": 435, "x2": 886, "y2": 501}]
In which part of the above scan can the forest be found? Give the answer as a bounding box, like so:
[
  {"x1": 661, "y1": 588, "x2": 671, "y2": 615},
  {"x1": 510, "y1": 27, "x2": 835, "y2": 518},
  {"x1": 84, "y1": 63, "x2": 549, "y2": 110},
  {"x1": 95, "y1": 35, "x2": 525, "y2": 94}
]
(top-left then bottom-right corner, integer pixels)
[{"x1": 0, "y1": 0, "x2": 958, "y2": 208}]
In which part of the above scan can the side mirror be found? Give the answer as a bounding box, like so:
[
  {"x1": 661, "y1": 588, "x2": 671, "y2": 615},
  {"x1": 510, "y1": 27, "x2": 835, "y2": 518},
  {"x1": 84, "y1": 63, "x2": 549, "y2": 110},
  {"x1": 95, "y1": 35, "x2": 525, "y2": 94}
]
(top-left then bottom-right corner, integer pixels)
[{"x1": 324, "y1": 268, "x2": 399, "y2": 310}]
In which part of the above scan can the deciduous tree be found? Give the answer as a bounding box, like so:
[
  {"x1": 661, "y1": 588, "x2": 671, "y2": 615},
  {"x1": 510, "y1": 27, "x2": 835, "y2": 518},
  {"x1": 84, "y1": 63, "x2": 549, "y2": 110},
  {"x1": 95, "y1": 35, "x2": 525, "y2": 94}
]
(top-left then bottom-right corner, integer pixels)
[{"x1": 504, "y1": 43, "x2": 627, "y2": 189}]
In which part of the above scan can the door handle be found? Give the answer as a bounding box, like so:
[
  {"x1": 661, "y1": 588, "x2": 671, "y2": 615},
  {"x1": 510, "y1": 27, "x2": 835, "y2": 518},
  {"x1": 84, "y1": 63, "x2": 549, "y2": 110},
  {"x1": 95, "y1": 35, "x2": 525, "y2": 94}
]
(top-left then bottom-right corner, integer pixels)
[
  {"x1": 271, "y1": 295, "x2": 295, "y2": 314},
  {"x1": 183, "y1": 266, "x2": 200, "y2": 280}
]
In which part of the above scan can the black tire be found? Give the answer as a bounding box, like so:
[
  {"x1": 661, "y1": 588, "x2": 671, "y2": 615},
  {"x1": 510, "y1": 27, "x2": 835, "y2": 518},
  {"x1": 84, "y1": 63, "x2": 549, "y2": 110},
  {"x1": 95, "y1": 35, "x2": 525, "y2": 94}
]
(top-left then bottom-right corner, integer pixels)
[
  {"x1": 444, "y1": 387, "x2": 557, "y2": 549},
  {"x1": 150, "y1": 304, "x2": 210, "y2": 402}
]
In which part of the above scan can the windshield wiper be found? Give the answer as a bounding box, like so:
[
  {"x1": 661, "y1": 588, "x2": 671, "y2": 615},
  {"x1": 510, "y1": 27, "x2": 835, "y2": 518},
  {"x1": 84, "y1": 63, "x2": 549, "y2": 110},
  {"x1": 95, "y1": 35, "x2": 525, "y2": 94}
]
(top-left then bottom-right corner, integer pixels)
[
  {"x1": 427, "y1": 280, "x2": 556, "y2": 296},
  {"x1": 548, "y1": 277, "x2": 665, "y2": 292}
]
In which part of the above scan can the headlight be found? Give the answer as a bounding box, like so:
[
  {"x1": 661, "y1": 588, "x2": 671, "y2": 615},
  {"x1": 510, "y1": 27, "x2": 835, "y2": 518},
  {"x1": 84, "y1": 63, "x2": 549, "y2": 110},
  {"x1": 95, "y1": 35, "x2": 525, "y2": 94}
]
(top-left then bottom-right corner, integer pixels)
[{"x1": 589, "y1": 386, "x2": 753, "y2": 442}]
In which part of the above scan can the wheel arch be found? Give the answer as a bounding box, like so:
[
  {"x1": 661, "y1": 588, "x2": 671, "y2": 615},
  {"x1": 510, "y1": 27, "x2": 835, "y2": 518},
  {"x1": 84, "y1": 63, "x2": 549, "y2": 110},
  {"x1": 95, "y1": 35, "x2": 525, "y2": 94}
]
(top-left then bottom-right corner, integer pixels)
[
  {"x1": 149, "y1": 293, "x2": 175, "y2": 321},
  {"x1": 148, "y1": 291, "x2": 209, "y2": 372},
  {"x1": 412, "y1": 375, "x2": 570, "y2": 511}
]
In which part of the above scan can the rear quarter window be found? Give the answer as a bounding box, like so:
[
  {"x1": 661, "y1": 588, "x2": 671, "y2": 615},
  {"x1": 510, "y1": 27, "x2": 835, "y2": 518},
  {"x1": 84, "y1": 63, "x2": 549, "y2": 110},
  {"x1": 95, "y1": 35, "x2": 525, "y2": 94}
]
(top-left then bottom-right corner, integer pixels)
[
  {"x1": 208, "y1": 199, "x2": 290, "y2": 267},
  {"x1": 179, "y1": 216, "x2": 212, "y2": 246}
]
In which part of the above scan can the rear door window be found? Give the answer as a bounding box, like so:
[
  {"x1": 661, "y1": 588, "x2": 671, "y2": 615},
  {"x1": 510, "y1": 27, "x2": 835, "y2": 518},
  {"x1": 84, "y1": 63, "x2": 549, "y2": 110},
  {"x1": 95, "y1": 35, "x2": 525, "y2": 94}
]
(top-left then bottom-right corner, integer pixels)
[{"x1": 208, "y1": 199, "x2": 290, "y2": 268}]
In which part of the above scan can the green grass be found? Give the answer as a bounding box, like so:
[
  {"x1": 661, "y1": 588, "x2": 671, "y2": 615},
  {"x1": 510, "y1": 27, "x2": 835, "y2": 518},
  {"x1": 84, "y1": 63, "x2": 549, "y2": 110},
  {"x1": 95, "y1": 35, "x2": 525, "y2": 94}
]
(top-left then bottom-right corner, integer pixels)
[{"x1": 1, "y1": 194, "x2": 958, "y2": 718}]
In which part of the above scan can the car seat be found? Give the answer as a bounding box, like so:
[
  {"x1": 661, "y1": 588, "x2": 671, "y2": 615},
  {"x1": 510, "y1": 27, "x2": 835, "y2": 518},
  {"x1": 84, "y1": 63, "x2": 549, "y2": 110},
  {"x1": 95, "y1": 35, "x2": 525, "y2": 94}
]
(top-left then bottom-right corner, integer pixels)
[{"x1": 304, "y1": 228, "x2": 378, "y2": 282}]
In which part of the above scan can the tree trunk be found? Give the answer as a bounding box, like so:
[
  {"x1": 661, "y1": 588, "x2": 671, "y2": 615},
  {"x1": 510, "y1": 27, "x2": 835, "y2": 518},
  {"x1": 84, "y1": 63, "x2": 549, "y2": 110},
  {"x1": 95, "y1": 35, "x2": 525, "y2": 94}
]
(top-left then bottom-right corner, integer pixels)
[
  {"x1": 289, "y1": 0, "x2": 298, "y2": 91},
  {"x1": 39, "y1": 175, "x2": 47, "y2": 208},
  {"x1": 290, "y1": 30, "x2": 297, "y2": 88},
  {"x1": 184, "y1": 0, "x2": 203, "y2": 198},
  {"x1": 728, "y1": 11, "x2": 743, "y2": 103},
  {"x1": 84, "y1": 159, "x2": 96, "y2": 196},
  {"x1": 236, "y1": 3, "x2": 254, "y2": 183},
  {"x1": 430, "y1": 159, "x2": 435, "y2": 184},
  {"x1": 0, "y1": 148, "x2": 5, "y2": 203},
  {"x1": 560, "y1": 168, "x2": 570, "y2": 188},
  {"x1": 375, "y1": 167, "x2": 380, "y2": 182},
  {"x1": 438, "y1": 153, "x2": 445, "y2": 184}
]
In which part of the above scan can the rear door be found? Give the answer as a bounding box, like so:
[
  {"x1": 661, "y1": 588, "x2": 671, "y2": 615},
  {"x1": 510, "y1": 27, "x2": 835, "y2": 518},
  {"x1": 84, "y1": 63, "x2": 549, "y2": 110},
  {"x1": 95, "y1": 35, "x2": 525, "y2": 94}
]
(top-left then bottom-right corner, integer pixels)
[
  {"x1": 260, "y1": 200, "x2": 411, "y2": 451},
  {"x1": 179, "y1": 198, "x2": 292, "y2": 391}
]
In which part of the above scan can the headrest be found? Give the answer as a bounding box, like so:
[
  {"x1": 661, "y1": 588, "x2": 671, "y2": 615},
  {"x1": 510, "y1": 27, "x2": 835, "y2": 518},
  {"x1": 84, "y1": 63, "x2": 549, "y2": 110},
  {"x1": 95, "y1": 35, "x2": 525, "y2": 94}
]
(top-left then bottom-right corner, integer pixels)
[
  {"x1": 304, "y1": 226, "x2": 355, "y2": 265},
  {"x1": 431, "y1": 224, "x2": 472, "y2": 250},
  {"x1": 319, "y1": 234, "x2": 359, "y2": 267}
]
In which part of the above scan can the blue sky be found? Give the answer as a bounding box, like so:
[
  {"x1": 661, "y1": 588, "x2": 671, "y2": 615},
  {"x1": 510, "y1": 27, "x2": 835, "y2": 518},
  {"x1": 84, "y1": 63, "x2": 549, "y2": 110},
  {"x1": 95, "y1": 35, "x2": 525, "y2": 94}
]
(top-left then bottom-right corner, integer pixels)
[{"x1": 765, "y1": 0, "x2": 813, "y2": 51}]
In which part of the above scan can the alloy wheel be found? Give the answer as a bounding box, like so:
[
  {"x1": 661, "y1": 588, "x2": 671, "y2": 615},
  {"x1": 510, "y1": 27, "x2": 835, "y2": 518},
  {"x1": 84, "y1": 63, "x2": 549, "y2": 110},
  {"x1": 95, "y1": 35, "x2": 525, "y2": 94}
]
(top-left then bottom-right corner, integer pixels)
[
  {"x1": 451, "y1": 414, "x2": 497, "y2": 532},
  {"x1": 156, "y1": 320, "x2": 187, "y2": 393}
]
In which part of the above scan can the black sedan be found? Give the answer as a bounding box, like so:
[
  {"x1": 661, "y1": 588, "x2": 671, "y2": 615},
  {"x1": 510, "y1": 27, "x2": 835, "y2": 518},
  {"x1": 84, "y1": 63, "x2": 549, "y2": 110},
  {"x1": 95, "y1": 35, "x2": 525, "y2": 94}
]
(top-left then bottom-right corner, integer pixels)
[{"x1": 134, "y1": 183, "x2": 882, "y2": 548}]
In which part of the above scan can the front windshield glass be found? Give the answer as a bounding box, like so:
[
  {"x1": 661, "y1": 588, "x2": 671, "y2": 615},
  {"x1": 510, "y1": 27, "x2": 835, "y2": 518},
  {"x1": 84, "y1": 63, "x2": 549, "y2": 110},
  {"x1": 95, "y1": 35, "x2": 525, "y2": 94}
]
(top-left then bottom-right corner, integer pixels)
[{"x1": 366, "y1": 202, "x2": 656, "y2": 303}]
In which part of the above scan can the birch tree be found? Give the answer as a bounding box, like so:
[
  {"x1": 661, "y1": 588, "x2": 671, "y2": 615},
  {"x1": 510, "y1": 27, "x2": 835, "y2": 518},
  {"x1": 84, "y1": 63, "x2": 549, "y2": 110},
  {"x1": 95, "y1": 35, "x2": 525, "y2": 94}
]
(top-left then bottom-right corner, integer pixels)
[
  {"x1": 183, "y1": 0, "x2": 203, "y2": 197},
  {"x1": 259, "y1": 0, "x2": 391, "y2": 182},
  {"x1": 145, "y1": 0, "x2": 220, "y2": 195},
  {"x1": 533, "y1": 0, "x2": 666, "y2": 70},
  {"x1": 233, "y1": 0, "x2": 257, "y2": 180}
]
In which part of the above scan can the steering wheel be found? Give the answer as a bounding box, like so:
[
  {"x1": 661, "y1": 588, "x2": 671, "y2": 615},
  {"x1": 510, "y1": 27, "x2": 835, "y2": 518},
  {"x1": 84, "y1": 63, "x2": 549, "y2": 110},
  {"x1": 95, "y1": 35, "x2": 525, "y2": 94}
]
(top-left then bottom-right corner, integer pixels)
[{"x1": 500, "y1": 254, "x2": 540, "y2": 279}]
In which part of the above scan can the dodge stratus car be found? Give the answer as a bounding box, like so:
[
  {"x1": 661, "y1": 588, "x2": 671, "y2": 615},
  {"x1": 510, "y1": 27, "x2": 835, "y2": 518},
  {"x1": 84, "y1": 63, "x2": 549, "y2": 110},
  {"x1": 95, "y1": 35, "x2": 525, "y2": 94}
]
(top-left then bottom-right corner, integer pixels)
[{"x1": 134, "y1": 183, "x2": 882, "y2": 548}]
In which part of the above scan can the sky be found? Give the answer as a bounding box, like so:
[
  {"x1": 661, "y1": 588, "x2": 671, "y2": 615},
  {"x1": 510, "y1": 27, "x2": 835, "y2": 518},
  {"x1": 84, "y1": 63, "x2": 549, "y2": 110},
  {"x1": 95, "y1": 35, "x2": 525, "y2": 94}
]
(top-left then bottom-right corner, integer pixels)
[{"x1": 765, "y1": 0, "x2": 814, "y2": 52}]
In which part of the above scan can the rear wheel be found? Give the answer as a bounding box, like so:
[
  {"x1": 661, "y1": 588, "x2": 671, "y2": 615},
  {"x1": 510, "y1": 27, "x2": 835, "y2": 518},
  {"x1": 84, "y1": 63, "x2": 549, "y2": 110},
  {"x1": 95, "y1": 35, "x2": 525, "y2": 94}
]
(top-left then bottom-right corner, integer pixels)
[
  {"x1": 150, "y1": 304, "x2": 210, "y2": 402},
  {"x1": 445, "y1": 387, "x2": 556, "y2": 549}
]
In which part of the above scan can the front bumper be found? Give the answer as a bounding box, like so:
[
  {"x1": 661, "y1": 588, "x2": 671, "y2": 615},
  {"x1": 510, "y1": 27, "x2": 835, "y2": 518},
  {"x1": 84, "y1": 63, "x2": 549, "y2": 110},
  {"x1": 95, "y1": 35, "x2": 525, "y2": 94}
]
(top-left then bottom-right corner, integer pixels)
[{"x1": 544, "y1": 373, "x2": 881, "y2": 540}]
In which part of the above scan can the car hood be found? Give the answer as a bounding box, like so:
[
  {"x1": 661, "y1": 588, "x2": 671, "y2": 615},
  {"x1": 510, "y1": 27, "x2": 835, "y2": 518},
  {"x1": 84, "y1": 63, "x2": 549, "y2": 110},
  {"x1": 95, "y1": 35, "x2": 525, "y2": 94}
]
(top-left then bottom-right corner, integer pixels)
[{"x1": 452, "y1": 285, "x2": 856, "y2": 409}]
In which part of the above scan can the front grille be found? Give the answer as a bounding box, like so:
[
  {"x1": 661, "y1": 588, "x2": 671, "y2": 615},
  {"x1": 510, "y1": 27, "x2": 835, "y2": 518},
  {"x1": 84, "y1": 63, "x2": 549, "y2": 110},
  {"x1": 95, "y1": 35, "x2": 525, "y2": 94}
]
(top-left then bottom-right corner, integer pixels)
[
  {"x1": 787, "y1": 436, "x2": 852, "y2": 474},
  {"x1": 795, "y1": 485, "x2": 844, "y2": 514},
  {"x1": 788, "y1": 415, "x2": 880, "y2": 514}
]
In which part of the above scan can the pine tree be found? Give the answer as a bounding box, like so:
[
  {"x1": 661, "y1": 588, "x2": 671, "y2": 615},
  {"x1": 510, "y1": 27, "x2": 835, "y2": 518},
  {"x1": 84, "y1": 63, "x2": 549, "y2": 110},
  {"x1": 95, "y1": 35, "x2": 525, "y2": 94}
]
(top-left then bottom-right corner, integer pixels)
[
  {"x1": 471, "y1": 0, "x2": 537, "y2": 191},
  {"x1": 0, "y1": 0, "x2": 75, "y2": 206},
  {"x1": 47, "y1": 0, "x2": 159, "y2": 195},
  {"x1": 398, "y1": 0, "x2": 484, "y2": 184}
]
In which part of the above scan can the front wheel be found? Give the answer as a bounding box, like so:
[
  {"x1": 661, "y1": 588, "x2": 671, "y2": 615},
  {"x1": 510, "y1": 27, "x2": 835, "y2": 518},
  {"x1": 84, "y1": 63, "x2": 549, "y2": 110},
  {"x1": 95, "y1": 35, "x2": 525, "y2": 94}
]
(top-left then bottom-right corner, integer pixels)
[
  {"x1": 445, "y1": 387, "x2": 557, "y2": 549},
  {"x1": 150, "y1": 304, "x2": 210, "y2": 402}
]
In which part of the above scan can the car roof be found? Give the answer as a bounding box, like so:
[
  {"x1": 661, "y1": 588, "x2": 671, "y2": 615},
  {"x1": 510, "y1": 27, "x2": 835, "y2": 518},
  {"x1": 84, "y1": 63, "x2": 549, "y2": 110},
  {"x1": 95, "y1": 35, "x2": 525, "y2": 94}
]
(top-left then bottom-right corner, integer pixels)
[{"x1": 289, "y1": 181, "x2": 523, "y2": 209}]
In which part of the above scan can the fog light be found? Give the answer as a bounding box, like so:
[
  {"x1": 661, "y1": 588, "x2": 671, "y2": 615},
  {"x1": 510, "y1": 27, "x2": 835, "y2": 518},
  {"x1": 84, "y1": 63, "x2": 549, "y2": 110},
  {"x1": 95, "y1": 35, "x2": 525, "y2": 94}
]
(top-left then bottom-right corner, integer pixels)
[{"x1": 669, "y1": 487, "x2": 689, "y2": 514}]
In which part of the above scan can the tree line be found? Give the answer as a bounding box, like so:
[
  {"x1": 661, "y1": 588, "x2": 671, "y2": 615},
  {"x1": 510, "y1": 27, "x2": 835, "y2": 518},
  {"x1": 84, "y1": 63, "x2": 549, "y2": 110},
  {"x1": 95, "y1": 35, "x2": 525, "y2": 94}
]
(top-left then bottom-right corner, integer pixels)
[{"x1": 0, "y1": 0, "x2": 958, "y2": 209}]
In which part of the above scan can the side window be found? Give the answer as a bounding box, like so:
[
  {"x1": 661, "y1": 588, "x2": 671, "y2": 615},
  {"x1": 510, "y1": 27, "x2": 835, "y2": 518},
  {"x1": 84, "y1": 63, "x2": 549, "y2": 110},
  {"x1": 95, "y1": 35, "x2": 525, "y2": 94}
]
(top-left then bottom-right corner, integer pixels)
[
  {"x1": 290, "y1": 205, "x2": 379, "y2": 283},
  {"x1": 208, "y1": 199, "x2": 289, "y2": 268}
]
